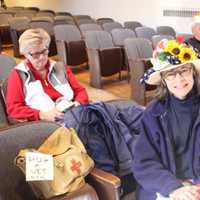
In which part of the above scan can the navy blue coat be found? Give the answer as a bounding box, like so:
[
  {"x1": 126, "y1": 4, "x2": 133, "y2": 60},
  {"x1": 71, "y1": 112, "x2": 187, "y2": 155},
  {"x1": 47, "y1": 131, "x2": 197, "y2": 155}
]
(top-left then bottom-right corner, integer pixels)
[
  {"x1": 133, "y1": 98, "x2": 200, "y2": 200},
  {"x1": 63, "y1": 101, "x2": 143, "y2": 176}
]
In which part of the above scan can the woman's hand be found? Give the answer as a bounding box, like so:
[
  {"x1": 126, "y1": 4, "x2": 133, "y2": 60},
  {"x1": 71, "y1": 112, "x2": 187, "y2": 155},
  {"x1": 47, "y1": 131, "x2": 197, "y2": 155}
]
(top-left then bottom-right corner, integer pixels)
[
  {"x1": 169, "y1": 185, "x2": 200, "y2": 200},
  {"x1": 39, "y1": 108, "x2": 64, "y2": 122},
  {"x1": 73, "y1": 101, "x2": 80, "y2": 107}
]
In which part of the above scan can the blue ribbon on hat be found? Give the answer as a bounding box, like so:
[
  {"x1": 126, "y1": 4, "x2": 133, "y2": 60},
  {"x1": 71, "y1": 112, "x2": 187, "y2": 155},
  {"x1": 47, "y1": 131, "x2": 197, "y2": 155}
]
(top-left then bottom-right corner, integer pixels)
[
  {"x1": 140, "y1": 67, "x2": 155, "y2": 84},
  {"x1": 140, "y1": 53, "x2": 181, "y2": 84},
  {"x1": 165, "y1": 54, "x2": 181, "y2": 65}
]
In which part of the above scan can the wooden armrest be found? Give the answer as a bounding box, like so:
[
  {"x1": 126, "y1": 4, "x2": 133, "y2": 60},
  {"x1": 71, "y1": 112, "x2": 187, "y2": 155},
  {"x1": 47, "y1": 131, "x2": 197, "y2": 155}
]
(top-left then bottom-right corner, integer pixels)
[
  {"x1": 0, "y1": 122, "x2": 9, "y2": 129},
  {"x1": 90, "y1": 168, "x2": 120, "y2": 187},
  {"x1": 87, "y1": 168, "x2": 121, "y2": 200},
  {"x1": 50, "y1": 183, "x2": 98, "y2": 200}
]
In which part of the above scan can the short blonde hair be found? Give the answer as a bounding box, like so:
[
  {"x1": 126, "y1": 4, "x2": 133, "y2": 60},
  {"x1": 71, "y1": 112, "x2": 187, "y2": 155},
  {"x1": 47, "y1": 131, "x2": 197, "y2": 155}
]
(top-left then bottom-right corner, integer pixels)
[
  {"x1": 19, "y1": 28, "x2": 51, "y2": 55},
  {"x1": 191, "y1": 15, "x2": 200, "y2": 33}
]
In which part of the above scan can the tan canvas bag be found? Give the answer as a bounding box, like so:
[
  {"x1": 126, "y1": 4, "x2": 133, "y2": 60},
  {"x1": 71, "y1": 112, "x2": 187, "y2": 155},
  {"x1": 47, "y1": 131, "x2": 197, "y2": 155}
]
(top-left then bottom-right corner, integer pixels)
[{"x1": 15, "y1": 127, "x2": 94, "y2": 199}]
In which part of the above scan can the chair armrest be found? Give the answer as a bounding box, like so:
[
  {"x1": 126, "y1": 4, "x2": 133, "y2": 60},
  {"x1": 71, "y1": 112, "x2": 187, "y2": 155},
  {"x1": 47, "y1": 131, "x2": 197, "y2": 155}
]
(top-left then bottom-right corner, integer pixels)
[
  {"x1": 0, "y1": 122, "x2": 9, "y2": 129},
  {"x1": 50, "y1": 183, "x2": 98, "y2": 200},
  {"x1": 87, "y1": 168, "x2": 121, "y2": 200},
  {"x1": 100, "y1": 46, "x2": 122, "y2": 51}
]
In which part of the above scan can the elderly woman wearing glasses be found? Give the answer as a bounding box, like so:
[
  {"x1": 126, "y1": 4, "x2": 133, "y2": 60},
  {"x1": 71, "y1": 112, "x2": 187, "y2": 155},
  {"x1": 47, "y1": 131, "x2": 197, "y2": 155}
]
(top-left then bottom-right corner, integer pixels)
[
  {"x1": 133, "y1": 39, "x2": 200, "y2": 200},
  {"x1": 6, "y1": 28, "x2": 89, "y2": 122}
]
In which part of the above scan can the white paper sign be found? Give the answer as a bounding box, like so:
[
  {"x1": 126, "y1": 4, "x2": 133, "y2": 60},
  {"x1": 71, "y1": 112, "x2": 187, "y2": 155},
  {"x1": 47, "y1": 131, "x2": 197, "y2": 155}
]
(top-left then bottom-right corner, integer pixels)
[{"x1": 25, "y1": 152, "x2": 54, "y2": 181}]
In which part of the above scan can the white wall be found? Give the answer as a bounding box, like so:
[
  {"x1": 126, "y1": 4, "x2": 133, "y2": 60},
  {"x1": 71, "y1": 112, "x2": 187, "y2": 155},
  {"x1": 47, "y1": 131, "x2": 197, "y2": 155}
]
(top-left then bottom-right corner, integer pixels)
[
  {"x1": 5, "y1": 0, "x2": 159, "y2": 27},
  {"x1": 157, "y1": 0, "x2": 200, "y2": 33},
  {"x1": 6, "y1": 0, "x2": 62, "y2": 11},
  {"x1": 6, "y1": 0, "x2": 200, "y2": 33},
  {"x1": 62, "y1": 0, "x2": 159, "y2": 27}
]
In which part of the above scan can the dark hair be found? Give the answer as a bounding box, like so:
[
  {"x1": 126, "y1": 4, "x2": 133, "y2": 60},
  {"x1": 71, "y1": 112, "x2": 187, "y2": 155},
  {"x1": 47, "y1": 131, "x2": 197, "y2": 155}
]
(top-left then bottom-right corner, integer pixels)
[{"x1": 155, "y1": 63, "x2": 200, "y2": 100}]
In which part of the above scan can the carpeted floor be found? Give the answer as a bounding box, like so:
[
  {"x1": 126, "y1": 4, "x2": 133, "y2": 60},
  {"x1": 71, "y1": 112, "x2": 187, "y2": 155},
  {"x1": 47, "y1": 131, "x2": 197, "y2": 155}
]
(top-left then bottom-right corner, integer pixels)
[{"x1": 81, "y1": 82, "x2": 121, "y2": 102}]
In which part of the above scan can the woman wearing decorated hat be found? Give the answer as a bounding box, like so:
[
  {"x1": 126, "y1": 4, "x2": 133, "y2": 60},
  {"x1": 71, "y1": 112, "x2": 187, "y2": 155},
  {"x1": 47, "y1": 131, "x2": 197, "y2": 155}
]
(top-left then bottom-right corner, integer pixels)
[{"x1": 133, "y1": 39, "x2": 200, "y2": 200}]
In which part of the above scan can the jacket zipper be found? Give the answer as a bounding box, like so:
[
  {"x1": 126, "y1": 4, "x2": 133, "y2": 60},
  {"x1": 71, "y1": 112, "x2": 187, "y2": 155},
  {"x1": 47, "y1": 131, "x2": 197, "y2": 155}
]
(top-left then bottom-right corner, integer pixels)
[{"x1": 160, "y1": 111, "x2": 176, "y2": 174}]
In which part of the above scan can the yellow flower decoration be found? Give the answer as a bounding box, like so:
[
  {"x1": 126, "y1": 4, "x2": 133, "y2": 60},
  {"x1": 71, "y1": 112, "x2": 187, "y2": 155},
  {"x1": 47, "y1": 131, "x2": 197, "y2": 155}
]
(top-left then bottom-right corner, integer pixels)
[
  {"x1": 178, "y1": 47, "x2": 197, "y2": 63},
  {"x1": 156, "y1": 39, "x2": 199, "y2": 65},
  {"x1": 164, "y1": 40, "x2": 181, "y2": 56}
]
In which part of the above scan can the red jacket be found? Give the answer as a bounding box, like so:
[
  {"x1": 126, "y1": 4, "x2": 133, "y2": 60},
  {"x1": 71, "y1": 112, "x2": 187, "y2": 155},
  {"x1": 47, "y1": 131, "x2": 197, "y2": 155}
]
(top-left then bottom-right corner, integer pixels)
[{"x1": 6, "y1": 63, "x2": 89, "y2": 121}]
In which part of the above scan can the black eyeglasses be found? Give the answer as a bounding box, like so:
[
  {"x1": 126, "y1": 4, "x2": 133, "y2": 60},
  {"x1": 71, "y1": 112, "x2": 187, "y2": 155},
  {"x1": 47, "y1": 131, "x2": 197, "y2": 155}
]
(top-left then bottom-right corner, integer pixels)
[
  {"x1": 28, "y1": 49, "x2": 49, "y2": 59},
  {"x1": 161, "y1": 66, "x2": 193, "y2": 81}
]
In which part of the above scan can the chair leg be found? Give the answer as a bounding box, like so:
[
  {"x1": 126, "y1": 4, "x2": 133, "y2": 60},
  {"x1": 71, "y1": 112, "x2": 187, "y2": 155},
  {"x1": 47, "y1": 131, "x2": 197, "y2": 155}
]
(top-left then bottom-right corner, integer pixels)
[
  {"x1": 127, "y1": 68, "x2": 130, "y2": 83},
  {"x1": 119, "y1": 71, "x2": 121, "y2": 81}
]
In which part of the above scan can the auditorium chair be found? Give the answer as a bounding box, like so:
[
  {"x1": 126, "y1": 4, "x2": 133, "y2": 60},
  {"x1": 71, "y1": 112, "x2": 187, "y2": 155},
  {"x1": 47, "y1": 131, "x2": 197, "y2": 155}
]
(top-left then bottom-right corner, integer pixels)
[
  {"x1": 96, "y1": 18, "x2": 114, "y2": 25},
  {"x1": 79, "y1": 23, "x2": 102, "y2": 38},
  {"x1": 54, "y1": 24, "x2": 88, "y2": 66},
  {"x1": 73, "y1": 15, "x2": 92, "y2": 21},
  {"x1": 0, "y1": 121, "x2": 99, "y2": 200},
  {"x1": 15, "y1": 10, "x2": 36, "y2": 19},
  {"x1": 111, "y1": 28, "x2": 136, "y2": 47},
  {"x1": 0, "y1": 54, "x2": 16, "y2": 82},
  {"x1": 85, "y1": 30, "x2": 123, "y2": 88},
  {"x1": 36, "y1": 10, "x2": 55, "y2": 18},
  {"x1": 6, "y1": 6, "x2": 24, "y2": 12},
  {"x1": 0, "y1": 37, "x2": 2, "y2": 53},
  {"x1": 0, "y1": 89, "x2": 8, "y2": 127},
  {"x1": 124, "y1": 38, "x2": 155, "y2": 105},
  {"x1": 76, "y1": 18, "x2": 96, "y2": 26},
  {"x1": 111, "y1": 28, "x2": 136, "y2": 78},
  {"x1": 135, "y1": 26, "x2": 157, "y2": 41},
  {"x1": 124, "y1": 21, "x2": 142, "y2": 32},
  {"x1": 9, "y1": 17, "x2": 31, "y2": 57},
  {"x1": 151, "y1": 34, "x2": 174, "y2": 49},
  {"x1": 25, "y1": 7, "x2": 40, "y2": 12},
  {"x1": 156, "y1": 26, "x2": 176, "y2": 37},
  {"x1": 102, "y1": 22, "x2": 123, "y2": 33},
  {"x1": 0, "y1": 13, "x2": 13, "y2": 45},
  {"x1": 0, "y1": 119, "x2": 135, "y2": 200},
  {"x1": 54, "y1": 15, "x2": 75, "y2": 25},
  {"x1": 55, "y1": 12, "x2": 72, "y2": 17}
]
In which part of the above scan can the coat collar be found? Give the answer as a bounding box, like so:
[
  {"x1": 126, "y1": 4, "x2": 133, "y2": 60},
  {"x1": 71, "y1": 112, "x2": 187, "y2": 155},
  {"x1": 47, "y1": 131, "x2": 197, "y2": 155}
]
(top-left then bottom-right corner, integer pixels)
[
  {"x1": 149, "y1": 90, "x2": 200, "y2": 117},
  {"x1": 15, "y1": 59, "x2": 57, "y2": 73},
  {"x1": 147, "y1": 98, "x2": 169, "y2": 117}
]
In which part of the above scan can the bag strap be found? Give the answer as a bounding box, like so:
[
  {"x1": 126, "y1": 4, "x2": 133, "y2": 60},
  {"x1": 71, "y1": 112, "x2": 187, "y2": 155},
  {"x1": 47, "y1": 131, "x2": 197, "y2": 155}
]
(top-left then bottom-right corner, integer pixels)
[{"x1": 38, "y1": 127, "x2": 87, "y2": 155}]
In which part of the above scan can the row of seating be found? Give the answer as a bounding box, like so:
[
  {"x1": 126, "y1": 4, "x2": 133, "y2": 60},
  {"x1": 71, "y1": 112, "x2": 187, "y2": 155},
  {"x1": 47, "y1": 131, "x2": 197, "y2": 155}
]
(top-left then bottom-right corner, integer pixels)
[
  {"x1": 0, "y1": 20, "x2": 155, "y2": 106},
  {"x1": 84, "y1": 31, "x2": 158, "y2": 105},
  {"x1": 0, "y1": 6, "x2": 40, "y2": 12},
  {"x1": 1, "y1": 7, "x2": 185, "y2": 43},
  {"x1": 0, "y1": 18, "x2": 186, "y2": 106},
  {"x1": 1, "y1": 7, "x2": 190, "y2": 51},
  {"x1": 0, "y1": 10, "x2": 193, "y2": 105},
  {"x1": 2, "y1": 14, "x2": 188, "y2": 51},
  {"x1": 54, "y1": 24, "x2": 175, "y2": 87},
  {"x1": 0, "y1": 6, "x2": 72, "y2": 15},
  {"x1": 0, "y1": 12, "x2": 141, "y2": 55},
  {"x1": 0, "y1": 31, "x2": 153, "y2": 108},
  {"x1": 0, "y1": 16, "x2": 140, "y2": 59}
]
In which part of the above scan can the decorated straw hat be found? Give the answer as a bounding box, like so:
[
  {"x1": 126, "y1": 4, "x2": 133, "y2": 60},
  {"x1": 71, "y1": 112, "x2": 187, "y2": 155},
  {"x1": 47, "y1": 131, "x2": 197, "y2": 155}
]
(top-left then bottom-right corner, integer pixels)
[{"x1": 140, "y1": 38, "x2": 200, "y2": 85}]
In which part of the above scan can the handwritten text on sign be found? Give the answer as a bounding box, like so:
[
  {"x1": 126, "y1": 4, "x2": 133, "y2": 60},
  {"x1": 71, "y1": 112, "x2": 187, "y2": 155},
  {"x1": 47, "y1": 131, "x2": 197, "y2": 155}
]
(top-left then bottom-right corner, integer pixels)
[{"x1": 25, "y1": 152, "x2": 54, "y2": 181}]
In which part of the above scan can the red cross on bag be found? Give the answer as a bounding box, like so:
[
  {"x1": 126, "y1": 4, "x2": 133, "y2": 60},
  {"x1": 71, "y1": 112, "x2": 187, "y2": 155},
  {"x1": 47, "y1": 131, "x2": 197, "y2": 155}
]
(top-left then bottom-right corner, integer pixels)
[{"x1": 70, "y1": 159, "x2": 82, "y2": 174}]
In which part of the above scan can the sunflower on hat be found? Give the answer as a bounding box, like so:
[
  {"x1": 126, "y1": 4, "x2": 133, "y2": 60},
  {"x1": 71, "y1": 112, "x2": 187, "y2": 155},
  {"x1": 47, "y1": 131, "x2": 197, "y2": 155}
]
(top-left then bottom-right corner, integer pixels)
[
  {"x1": 164, "y1": 40, "x2": 180, "y2": 56},
  {"x1": 140, "y1": 38, "x2": 200, "y2": 85},
  {"x1": 157, "y1": 39, "x2": 197, "y2": 64},
  {"x1": 178, "y1": 47, "x2": 197, "y2": 63}
]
